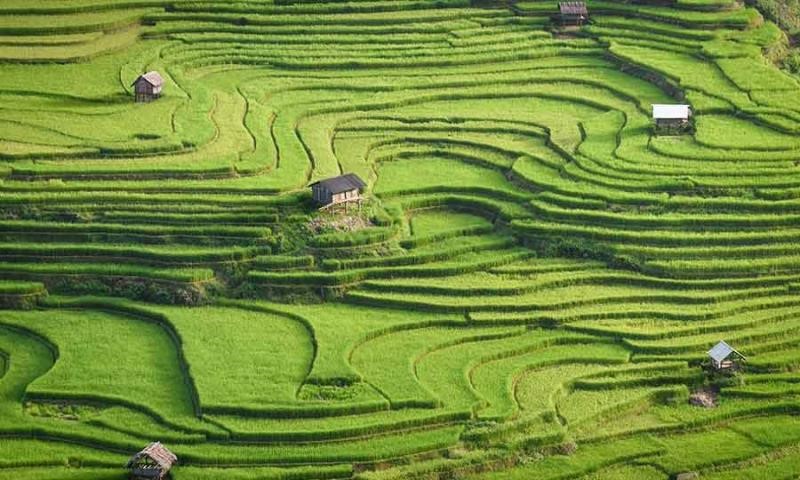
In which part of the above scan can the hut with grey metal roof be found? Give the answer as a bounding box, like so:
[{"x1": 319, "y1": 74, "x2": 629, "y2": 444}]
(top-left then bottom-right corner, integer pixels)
[
  {"x1": 707, "y1": 340, "x2": 745, "y2": 371},
  {"x1": 558, "y1": 2, "x2": 588, "y2": 26},
  {"x1": 126, "y1": 442, "x2": 177, "y2": 480},
  {"x1": 132, "y1": 71, "x2": 164, "y2": 103},
  {"x1": 310, "y1": 173, "x2": 366, "y2": 210}
]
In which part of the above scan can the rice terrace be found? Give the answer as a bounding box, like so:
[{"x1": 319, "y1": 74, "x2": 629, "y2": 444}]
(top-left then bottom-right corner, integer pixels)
[{"x1": 3, "y1": 0, "x2": 800, "y2": 478}]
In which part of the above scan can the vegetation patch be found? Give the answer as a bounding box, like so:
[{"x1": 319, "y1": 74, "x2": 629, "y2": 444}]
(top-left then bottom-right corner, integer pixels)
[{"x1": 0, "y1": 0, "x2": 799, "y2": 478}]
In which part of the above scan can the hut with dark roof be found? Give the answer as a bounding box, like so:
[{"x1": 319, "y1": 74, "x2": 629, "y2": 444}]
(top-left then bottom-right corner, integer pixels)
[
  {"x1": 310, "y1": 173, "x2": 366, "y2": 209},
  {"x1": 558, "y1": 1, "x2": 588, "y2": 26},
  {"x1": 126, "y1": 442, "x2": 177, "y2": 480},
  {"x1": 132, "y1": 71, "x2": 164, "y2": 103}
]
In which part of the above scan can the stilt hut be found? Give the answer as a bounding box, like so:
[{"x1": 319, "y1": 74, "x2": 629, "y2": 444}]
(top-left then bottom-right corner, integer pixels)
[
  {"x1": 310, "y1": 173, "x2": 366, "y2": 210},
  {"x1": 652, "y1": 104, "x2": 692, "y2": 133},
  {"x1": 707, "y1": 340, "x2": 746, "y2": 372},
  {"x1": 558, "y1": 2, "x2": 589, "y2": 26},
  {"x1": 132, "y1": 71, "x2": 164, "y2": 103},
  {"x1": 126, "y1": 442, "x2": 177, "y2": 480}
]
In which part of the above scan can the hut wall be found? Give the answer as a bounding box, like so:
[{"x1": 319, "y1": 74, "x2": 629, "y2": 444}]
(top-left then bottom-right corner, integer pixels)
[
  {"x1": 131, "y1": 466, "x2": 165, "y2": 479},
  {"x1": 134, "y1": 81, "x2": 160, "y2": 103},
  {"x1": 313, "y1": 186, "x2": 360, "y2": 206},
  {"x1": 560, "y1": 13, "x2": 585, "y2": 25},
  {"x1": 654, "y1": 118, "x2": 690, "y2": 134},
  {"x1": 656, "y1": 118, "x2": 687, "y2": 127},
  {"x1": 311, "y1": 184, "x2": 326, "y2": 204}
]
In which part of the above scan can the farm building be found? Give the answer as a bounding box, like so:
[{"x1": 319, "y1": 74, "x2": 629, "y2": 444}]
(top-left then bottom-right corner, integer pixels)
[
  {"x1": 652, "y1": 104, "x2": 692, "y2": 133},
  {"x1": 558, "y1": 2, "x2": 589, "y2": 26},
  {"x1": 126, "y1": 442, "x2": 177, "y2": 480},
  {"x1": 310, "y1": 173, "x2": 366, "y2": 209},
  {"x1": 132, "y1": 71, "x2": 164, "y2": 103},
  {"x1": 707, "y1": 340, "x2": 746, "y2": 372}
]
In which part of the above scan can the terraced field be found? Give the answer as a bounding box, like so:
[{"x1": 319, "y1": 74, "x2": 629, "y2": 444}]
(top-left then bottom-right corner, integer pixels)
[{"x1": 1, "y1": 0, "x2": 800, "y2": 478}]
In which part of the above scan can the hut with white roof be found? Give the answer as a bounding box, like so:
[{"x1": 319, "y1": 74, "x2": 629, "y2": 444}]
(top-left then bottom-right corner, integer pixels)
[
  {"x1": 707, "y1": 340, "x2": 746, "y2": 372},
  {"x1": 652, "y1": 104, "x2": 692, "y2": 133}
]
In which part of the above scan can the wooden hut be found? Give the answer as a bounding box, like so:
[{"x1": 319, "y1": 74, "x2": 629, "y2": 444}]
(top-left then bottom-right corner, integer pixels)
[
  {"x1": 652, "y1": 104, "x2": 691, "y2": 133},
  {"x1": 310, "y1": 173, "x2": 366, "y2": 209},
  {"x1": 558, "y1": 2, "x2": 588, "y2": 26},
  {"x1": 126, "y1": 442, "x2": 177, "y2": 480},
  {"x1": 707, "y1": 340, "x2": 746, "y2": 372},
  {"x1": 132, "y1": 71, "x2": 164, "y2": 103}
]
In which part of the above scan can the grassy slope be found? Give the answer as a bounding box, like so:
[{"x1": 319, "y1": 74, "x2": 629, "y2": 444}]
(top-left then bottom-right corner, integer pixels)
[{"x1": 0, "y1": 0, "x2": 800, "y2": 479}]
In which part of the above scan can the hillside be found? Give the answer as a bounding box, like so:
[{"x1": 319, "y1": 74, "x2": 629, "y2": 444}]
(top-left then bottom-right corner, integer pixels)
[{"x1": 0, "y1": 0, "x2": 799, "y2": 479}]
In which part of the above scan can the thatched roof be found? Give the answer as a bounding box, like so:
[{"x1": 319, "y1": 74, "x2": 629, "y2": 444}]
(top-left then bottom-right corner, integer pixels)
[
  {"x1": 559, "y1": 2, "x2": 588, "y2": 15},
  {"x1": 132, "y1": 71, "x2": 164, "y2": 88},
  {"x1": 126, "y1": 442, "x2": 177, "y2": 471}
]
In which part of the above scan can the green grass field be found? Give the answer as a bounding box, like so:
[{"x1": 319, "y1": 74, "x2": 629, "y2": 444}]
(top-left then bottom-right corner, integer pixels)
[{"x1": 1, "y1": 0, "x2": 800, "y2": 478}]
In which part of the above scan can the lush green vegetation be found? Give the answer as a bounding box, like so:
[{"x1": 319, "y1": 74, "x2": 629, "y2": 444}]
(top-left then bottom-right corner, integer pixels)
[{"x1": 1, "y1": 0, "x2": 799, "y2": 478}]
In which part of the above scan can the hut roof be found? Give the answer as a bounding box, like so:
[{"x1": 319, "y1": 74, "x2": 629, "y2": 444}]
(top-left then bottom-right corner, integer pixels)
[
  {"x1": 126, "y1": 442, "x2": 177, "y2": 471},
  {"x1": 311, "y1": 173, "x2": 366, "y2": 194},
  {"x1": 707, "y1": 340, "x2": 745, "y2": 363},
  {"x1": 559, "y1": 1, "x2": 588, "y2": 15},
  {"x1": 132, "y1": 71, "x2": 164, "y2": 88},
  {"x1": 652, "y1": 104, "x2": 691, "y2": 120}
]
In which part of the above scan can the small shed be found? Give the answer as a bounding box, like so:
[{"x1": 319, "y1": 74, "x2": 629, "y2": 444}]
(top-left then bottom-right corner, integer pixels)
[
  {"x1": 310, "y1": 173, "x2": 366, "y2": 209},
  {"x1": 559, "y1": 2, "x2": 588, "y2": 26},
  {"x1": 132, "y1": 71, "x2": 164, "y2": 103},
  {"x1": 126, "y1": 442, "x2": 177, "y2": 480},
  {"x1": 652, "y1": 104, "x2": 691, "y2": 133},
  {"x1": 707, "y1": 340, "x2": 746, "y2": 371}
]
